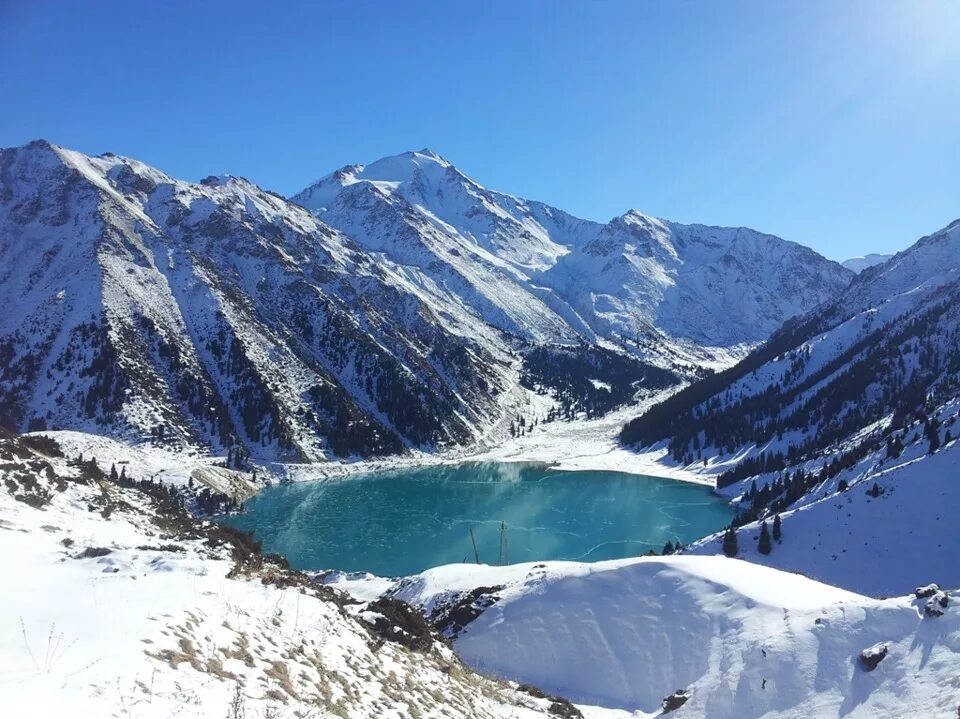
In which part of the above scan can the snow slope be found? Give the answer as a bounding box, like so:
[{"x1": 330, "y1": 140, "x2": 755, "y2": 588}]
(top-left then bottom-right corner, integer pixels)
[
  {"x1": 293, "y1": 150, "x2": 852, "y2": 369},
  {"x1": 691, "y1": 434, "x2": 960, "y2": 597},
  {"x1": 0, "y1": 432, "x2": 561, "y2": 719},
  {"x1": 338, "y1": 554, "x2": 960, "y2": 718}
]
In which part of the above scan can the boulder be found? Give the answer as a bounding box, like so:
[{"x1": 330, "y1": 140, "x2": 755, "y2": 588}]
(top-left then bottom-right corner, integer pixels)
[
  {"x1": 859, "y1": 642, "x2": 888, "y2": 671},
  {"x1": 914, "y1": 583, "x2": 940, "y2": 599},
  {"x1": 662, "y1": 689, "x2": 690, "y2": 713},
  {"x1": 924, "y1": 591, "x2": 949, "y2": 617}
]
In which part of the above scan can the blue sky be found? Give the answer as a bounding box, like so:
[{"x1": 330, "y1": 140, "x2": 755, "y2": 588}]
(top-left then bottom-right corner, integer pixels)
[{"x1": 2, "y1": 1, "x2": 958, "y2": 260}]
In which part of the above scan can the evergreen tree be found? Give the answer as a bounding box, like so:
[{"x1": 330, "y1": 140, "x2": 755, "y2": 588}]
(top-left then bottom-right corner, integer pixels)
[
  {"x1": 109, "y1": 463, "x2": 119, "y2": 481},
  {"x1": 663, "y1": 541, "x2": 674, "y2": 555},
  {"x1": 722, "y1": 527, "x2": 738, "y2": 557},
  {"x1": 926, "y1": 421, "x2": 941, "y2": 453},
  {"x1": 757, "y1": 521, "x2": 772, "y2": 555},
  {"x1": 886, "y1": 434, "x2": 903, "y2": 459},
  {"x1": 772, "y1": 513, "x2": 782, "y2": 542}
]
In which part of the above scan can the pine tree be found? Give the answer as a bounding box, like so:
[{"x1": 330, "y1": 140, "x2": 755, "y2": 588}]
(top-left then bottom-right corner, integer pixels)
[
  {"x1": 663, "y1": 541, "x2": 674, "y2": 555},
  {"x1": 109, "y1": 463, "x2": 119, "y2": 481},
  {"x1": 757, "y1": 521, "x2": 772, "y2": 555},
  {"x1": 772, "y1": 513, "x2": 782, "y2": 542},
  {"x1": 927, "y1": 421, "x2": 941, "y2": 453},
  {"x1": 722, "y1": 527, "x2": 738, "y2": 557},
  {"x1": 886, "y1": 435, "x2": 903, "y2": 459}
]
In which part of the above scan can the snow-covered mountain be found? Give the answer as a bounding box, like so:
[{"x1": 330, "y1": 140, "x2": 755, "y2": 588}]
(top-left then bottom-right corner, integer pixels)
[
  {"x1": 622, "y1": 217, "x2": 960, "y2": 590},
  {"x1": 0, "y1": 141, "x2": 522, "y2": 462},
  {"x1": 622, "y1": 216, "x2": 960, "y2": 459},
  {"x1": 841, "y1": 252, "x2": 893, "y2": 273},
  {"x1": 0, "y1": 141, "x2": 852, "y2": 461},
  {"x1": 293, "y1": 149, "x2": 853, "y2": 369}
]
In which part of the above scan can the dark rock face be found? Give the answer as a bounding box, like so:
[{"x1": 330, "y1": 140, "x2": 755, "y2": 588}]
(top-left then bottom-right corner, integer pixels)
[
  {"x1": 915, "y1": 583, "x2": 940, "y2": 599},
  {"x1": 422, "y1": 585, "x2": 505, "y2": 639},
  {"x1": 859, "y1": 642, "x2": 888, "y2": 671},
  {"x1": 924, "y1": 591, "x2": 949, "y2": 617},
  {"x1": 661, "y1": 689, "x2": 690, "y2": 713}
]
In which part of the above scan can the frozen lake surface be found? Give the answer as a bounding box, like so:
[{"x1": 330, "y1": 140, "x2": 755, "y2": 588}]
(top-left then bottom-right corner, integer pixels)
[{"x1": 223, "y1": 462, "x2": 733, "y2": 576}]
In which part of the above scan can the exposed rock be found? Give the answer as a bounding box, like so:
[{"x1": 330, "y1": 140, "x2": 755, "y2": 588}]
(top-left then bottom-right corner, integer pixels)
[
  {"x1": 924, "y1": 591, "x2": 949, "y2": 617},
  {"x1": 425, "y1": 585, "x2": 505, "y2": 638},
  {"x1": 914, "y1": 583, "x2": 940, "y2": 599},
  {"x1": 662, "y1": 689, "x2": 690, "y2": 713},
  {"x1": 77, "y1": 546, "x2": 113, "y2": 559},
  {"x1": 517, "y1": 684, "x2": 584, "y2": 719},
  {"x1": 859, "y1": 642, "x2": 888, "y2": 671}
]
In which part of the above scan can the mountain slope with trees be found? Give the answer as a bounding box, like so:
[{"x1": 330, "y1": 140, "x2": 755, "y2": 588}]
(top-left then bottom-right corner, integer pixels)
[
  {"x1": 0, "y1": 141, "x2": 520, "y2": 462},
  {"x1": 621, "y1": 218, "x2": 960, "y2": 589},
  {"x1": 0, "y1": 140, "x2": 854, "y2": 463}
]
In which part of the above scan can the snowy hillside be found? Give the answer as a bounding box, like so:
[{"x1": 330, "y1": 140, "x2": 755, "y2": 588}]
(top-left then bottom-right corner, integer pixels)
[
  {"x1": 623, "y1": 217, "x2": 960, "y2": 463},
  {"x1": 328, "y1": 554, "x2": 960, "y2": 718},
  {"x1": 0, "y1": 431, "x2": 565, "y2": 719},
  {"x1": 621, "y1": 218, "x2": 960, "y2": 596},
  {"x1": 0, "y1": 140, "x2": 530, "y2": 462},
  {"x1": 293, "y1": 150, "x2": 852, "y2": 369},
  {"x1": 690, "y1": 437, "x2": 960, "y2": 597}
]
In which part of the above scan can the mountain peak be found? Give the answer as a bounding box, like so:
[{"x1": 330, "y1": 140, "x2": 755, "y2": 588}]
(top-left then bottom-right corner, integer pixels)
[
  {"x1": 292, "y1": 148, "x2": 460, "y2": 211},
  {"x1": 616, "y1": 209, "x2": 666, "y2": 227},
  {"x1": 411, "y1": 147, "x2": 445, "y2": 161}
]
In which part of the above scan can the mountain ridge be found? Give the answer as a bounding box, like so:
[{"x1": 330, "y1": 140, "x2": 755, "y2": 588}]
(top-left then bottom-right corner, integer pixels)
[
  {"x1": 1, "y1": 139, "x2": 852, "y2": 461},
  {"x1": 293, "y1": 148, "x2": 853, "y2": 364}
]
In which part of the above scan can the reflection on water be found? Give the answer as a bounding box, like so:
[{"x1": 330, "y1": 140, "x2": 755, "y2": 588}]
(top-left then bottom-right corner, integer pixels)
[{"x1": 221, "y1": 462, "x2": 733, "y2": 576}]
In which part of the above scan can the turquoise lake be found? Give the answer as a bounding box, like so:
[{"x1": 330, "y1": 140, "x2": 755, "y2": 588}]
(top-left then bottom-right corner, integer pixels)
[{"x1": 222, "y1": 462, "x2": 733, "y2": 577}]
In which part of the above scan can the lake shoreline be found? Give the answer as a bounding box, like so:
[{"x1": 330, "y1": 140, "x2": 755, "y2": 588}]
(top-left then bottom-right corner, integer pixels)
[{"x1": 267, "y1": 405, "x2": 719, "y2": 490}]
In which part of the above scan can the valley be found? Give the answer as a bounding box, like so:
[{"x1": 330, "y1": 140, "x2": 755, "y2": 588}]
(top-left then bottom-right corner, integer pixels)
[{"x1": 2, "y1": 139, "x2": 958, "y2": 719}]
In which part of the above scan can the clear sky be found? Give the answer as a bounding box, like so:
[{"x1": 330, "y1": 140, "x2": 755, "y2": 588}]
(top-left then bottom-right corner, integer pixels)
[{"x1": 2, "y1": 1, "x2": 958, "y2": 260}]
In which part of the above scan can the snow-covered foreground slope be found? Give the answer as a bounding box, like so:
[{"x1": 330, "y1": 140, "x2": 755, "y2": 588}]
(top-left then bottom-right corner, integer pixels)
[
  {"x1": 0, "y1": 432, "x2": 563, "y2": 719},
  {"x1": 346, "y1": 555, "x2": 960, "y2": 718},
  {"x1": 294, "y1": 149, "x2": 852, "y2": 369},
  {"x1": 691, "y1": 435, "x2": 960, "y2": 597}
]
